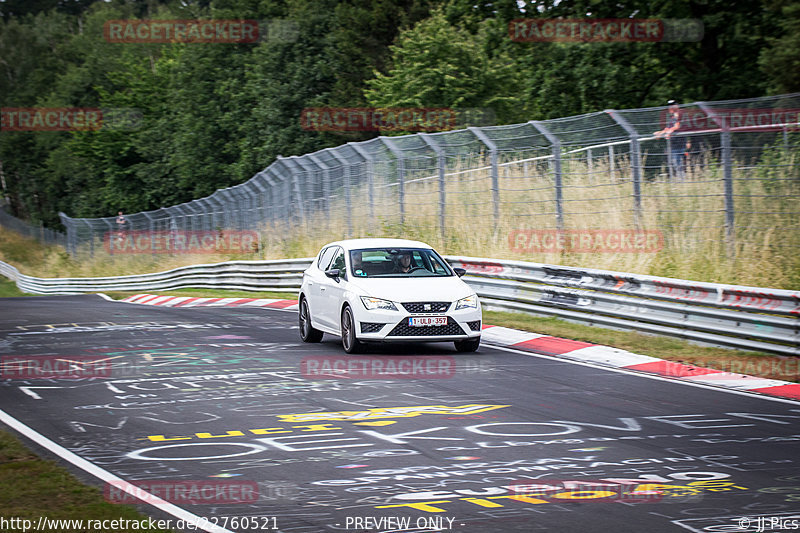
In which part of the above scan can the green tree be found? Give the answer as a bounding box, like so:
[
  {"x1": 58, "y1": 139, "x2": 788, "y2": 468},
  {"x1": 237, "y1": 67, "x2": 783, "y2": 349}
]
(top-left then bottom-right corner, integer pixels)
[{"x1": 364, "y1": 9, "x2": 522, "y2": 126}]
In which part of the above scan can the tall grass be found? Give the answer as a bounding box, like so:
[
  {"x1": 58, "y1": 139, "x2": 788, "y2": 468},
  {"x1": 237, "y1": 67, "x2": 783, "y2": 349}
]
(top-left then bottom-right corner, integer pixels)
[{"x1": 2, "y1": 146, "x2": 798, "y2": 289}]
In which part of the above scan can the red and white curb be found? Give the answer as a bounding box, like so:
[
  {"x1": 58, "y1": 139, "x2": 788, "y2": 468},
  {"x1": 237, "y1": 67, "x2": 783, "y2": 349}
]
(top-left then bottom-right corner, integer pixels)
[
  {"x1": 481, "y1": 325, "x2": 800, "y2": 401},
  {"x1": 113, "y1": 294, "x2": 800, "y2": 402},
  {"x1": 119, "y1": 293, "x2": 298, "y2": 310}
]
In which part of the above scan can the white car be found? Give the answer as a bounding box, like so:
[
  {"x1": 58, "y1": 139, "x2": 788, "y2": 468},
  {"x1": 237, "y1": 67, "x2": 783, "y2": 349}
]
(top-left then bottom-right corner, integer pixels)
[{"x1": 298, "y1": 238, "x2": 481, "y2": 353}]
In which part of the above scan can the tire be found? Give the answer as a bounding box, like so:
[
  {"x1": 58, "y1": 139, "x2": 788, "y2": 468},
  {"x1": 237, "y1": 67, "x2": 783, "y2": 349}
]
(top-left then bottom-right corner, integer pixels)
[
  {"x1": 341, "y1": 305, "x2": 362, "y2": 354},
  {"x1": 454, "y1": 336, "x2": 480, "y2": 353},
  {"x1": 299, "y1": 297, "x2": 323, "y2": 343}
]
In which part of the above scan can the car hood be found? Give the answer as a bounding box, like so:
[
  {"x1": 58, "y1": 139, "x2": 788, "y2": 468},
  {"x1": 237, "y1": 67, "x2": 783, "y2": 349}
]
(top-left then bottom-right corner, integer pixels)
[{"x1": 347, "y1": 276, "x2": 474, "y2": 303}]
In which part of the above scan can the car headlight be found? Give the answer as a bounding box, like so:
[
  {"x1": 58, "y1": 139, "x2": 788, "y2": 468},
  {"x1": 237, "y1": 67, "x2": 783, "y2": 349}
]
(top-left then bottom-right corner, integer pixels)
[
  {"x1": 360, "y1": 296, "x2": 398, "y2": 311},
  {"x1": 455, "y1": 294, "x2": 479, "y2": 310}
]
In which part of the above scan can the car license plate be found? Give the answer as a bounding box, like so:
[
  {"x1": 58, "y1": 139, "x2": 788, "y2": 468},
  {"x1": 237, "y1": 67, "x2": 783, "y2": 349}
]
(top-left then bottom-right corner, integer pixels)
[{"x1": 409, "y1": 316, "x2": 447, "y2": 327}]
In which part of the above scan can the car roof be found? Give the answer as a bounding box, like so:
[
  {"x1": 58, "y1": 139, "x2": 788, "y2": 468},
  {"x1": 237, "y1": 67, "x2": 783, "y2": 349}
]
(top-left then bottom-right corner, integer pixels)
[{"x1": 321, "y1": 238, "x2": 434, "y2": 251}]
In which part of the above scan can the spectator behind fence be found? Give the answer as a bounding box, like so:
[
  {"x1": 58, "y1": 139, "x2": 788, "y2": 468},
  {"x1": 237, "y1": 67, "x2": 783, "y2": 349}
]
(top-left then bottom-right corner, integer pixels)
[{"x1": 654, "y1": 100, "x2": 690, "y2": 179}]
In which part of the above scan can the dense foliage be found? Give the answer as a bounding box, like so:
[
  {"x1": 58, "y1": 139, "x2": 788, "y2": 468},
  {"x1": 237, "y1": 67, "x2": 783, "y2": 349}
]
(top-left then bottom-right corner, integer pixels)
[{"x1": 0, "y1": 0, "x2": 796, "y2": 228}]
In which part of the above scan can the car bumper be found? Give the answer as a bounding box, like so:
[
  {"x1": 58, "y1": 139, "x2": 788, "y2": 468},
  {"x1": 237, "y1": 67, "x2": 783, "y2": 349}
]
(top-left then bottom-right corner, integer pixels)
[{"x1": 351, "y1": 303, "x2": 482, "y2": 342}]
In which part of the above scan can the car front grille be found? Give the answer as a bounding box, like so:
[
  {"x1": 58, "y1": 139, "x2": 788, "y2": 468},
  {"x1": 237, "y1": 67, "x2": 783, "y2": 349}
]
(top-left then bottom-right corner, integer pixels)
[
  {"x1": 360, "y1": 322, "x2": 386, "y2": 333},
  {"x1": 401, "y1": 301, "x2": 451, "y2": 313},
  {"x1": 387, "y1": 317, "x2": 466, "y2": 337},
  {"x1": 467, "y1": 320, "x2": 482, "y2": 331}
]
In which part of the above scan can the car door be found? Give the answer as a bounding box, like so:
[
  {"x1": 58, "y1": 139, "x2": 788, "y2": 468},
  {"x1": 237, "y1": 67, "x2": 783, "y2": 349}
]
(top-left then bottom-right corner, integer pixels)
[
  {"x1": 306, "y1": 246, "x2": 336, "y2": 327},
  {"x1": 317, "y1": 246, "x2": 346, "y2": 330}
]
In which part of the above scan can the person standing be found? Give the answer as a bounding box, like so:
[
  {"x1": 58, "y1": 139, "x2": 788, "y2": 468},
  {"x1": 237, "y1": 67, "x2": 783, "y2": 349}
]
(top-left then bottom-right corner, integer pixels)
[{"x1": 654, "y1": 100, "x2": 688, "y2": 179}]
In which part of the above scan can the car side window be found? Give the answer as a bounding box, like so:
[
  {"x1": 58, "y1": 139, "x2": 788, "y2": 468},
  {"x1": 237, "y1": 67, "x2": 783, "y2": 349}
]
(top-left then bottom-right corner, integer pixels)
[
  {"x1": 429, "y1": 255, "x2": 448, "y2": 274},
  {"x1": 317, "y1": 247, "x2": 337, "y2": 270},
  {"x1": 330, "y1": 248, "x2": 346, "y2": 272}
]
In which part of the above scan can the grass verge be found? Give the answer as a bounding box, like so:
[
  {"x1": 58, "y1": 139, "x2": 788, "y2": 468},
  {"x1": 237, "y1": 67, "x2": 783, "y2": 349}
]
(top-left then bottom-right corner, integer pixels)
[
  {"x1": 0, "y1": 277, "x2": 28, "y2": 297},
  {"x1": 0, "y1": 430, "x2": 173, "y2": 532}
]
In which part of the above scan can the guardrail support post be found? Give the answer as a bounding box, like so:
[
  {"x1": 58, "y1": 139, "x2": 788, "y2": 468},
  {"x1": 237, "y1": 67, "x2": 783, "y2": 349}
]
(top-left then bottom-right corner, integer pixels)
[{"x1": 530, "y1": 121, "x2": 564, "y2": 230}]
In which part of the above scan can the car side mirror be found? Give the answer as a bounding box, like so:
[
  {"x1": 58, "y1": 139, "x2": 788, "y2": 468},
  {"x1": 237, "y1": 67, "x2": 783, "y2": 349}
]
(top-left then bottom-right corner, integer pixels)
[
  {"x1": 453, "y1": 268, "x2": 467, "y2": 277},
  {"x1": 325, "y1": 268, "x2": 340, "y2": 280}
]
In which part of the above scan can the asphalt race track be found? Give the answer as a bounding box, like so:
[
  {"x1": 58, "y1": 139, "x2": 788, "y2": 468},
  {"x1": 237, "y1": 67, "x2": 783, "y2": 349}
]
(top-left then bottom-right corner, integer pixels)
[{"x1": 1, "y1": 295, "x2": 800, "y2": 533}]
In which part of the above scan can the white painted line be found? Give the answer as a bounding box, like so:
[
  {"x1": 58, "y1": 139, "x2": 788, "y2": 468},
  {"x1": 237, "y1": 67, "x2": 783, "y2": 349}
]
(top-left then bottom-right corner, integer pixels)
[
  {"x1": 0, "y1": 409, "x2": 234, "y2": 533},
  {"x1": 486, "y1": 343, "x2": 800, "y2": 406}
]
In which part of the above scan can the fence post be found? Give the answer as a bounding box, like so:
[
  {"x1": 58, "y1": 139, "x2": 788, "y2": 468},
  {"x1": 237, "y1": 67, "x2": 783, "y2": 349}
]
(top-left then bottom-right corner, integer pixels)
[
  {"x1": 265, "y1": 166, "x2": 289, "y2": 235},
  {"x1": 606, "y1": 110, "x2": 643, "y2": 225},
  {"x1": 307, "y1": 154, "x2": 332, "y2": 223},
  {"x1": 468, "y1": 126, "x2": 500, "y2": 221},
  {"x1": 530, "y1": 121, "x2": 564, "y2": 230},
  {"x1": 210, "y1": 193, "x2": 228, "y2": 230},
  {"x1": 277, "y1": 155, "x2": 306, "y2": 226},
  {"x1": 278, "y1": 157, "x2": 307, "y2": 229},
  {"x1": 608, "y1": 145, "x2": 615, "y2": 181},
  {"x1": 218, "y1": 190, "x2": 238, "y2": 231},
  {"x1": 327, "y1": 149, "x2": 353, "y2": 238},
  {"x1": 420, "y1": 133, "x2": 447, "y2": 243},
  {"x1": 290, "y1": 156, "x2": 318, "y2": 221},
  {"x1": 586, "y1": 148, "x2": 593, "y2": 177},
  {"x1": 260, "y1": 170, "x2": 278, "y2": 230},
  {"x1": 58, "y1": 212, "x2": 73, "y2": 256},
  {"x1": 380, "y1": 137, "x2": 405, "y2": 226},
  {"x1": 199, "y1": 199, "x2": 213, "y2": 231},
  {"x1": 249, "y1": 175, "x2": 268, "y2": 228},
  {"x1": 348, "y1": 142, "x2": 375, "y2": 225},
  {"x1": 698, "y1": 102, "x2": 735, "y2": 255}
]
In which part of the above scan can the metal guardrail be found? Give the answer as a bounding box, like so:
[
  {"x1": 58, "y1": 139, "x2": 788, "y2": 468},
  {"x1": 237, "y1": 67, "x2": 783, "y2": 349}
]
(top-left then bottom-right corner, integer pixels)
[
  {"x1": 1, "y1": 257, "x2": 797, "y2": 356},
  {"x1": 0, "y1": 259, "x2": 313, "y2": 295},
  {"x1": 446, "y1": 256, "x2": 799, "y2": 356}
]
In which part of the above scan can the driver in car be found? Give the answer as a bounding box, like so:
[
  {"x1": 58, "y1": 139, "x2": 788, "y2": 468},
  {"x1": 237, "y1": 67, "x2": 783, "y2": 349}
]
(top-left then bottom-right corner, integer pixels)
[{"x1": 394, "y1": 250, "x2": 413, "y2": 273}]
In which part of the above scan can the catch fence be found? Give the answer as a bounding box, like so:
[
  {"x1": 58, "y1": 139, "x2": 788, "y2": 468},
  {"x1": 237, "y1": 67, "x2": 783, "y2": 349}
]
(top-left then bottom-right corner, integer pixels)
[{"x1": 5, "y1": 94, "x2": 800, "y2": 257}]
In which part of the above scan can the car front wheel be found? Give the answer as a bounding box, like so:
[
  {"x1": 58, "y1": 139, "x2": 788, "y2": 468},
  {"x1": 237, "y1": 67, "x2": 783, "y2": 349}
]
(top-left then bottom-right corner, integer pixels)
[
  {"x1": 341, "y1": 306, "x2": 362, "y2": 354},
  {"x1": 455, "y1": 337, "x2": 480, "y2": 352},
  {"x1": 299, "y1": 297, "x2": 323, "y2": 343}
]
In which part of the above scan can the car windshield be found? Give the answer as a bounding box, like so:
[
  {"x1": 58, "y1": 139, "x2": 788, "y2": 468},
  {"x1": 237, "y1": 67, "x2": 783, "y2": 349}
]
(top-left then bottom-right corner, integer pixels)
[{"x1": 349, "y1": 248, "x2": 453, "y2": 278}]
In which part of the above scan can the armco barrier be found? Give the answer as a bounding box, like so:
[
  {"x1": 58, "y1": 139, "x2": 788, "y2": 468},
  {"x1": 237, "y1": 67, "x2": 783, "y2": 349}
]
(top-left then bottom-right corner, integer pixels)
[
  {"x1": 1, "y1": 257, "x2": 797, "y2": 356},
  {"x1": 446, "y1": 256, "x2": 799, "y2": 356}
]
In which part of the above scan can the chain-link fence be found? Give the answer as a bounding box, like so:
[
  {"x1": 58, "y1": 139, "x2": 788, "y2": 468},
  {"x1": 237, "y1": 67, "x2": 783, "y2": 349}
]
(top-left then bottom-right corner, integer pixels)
[
  {"x1": 0, "y1": 200, "x2": 66, "y2": 247},
  {"x1": 13, "y1": 93, "x2": 799, "y2": 259}
]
